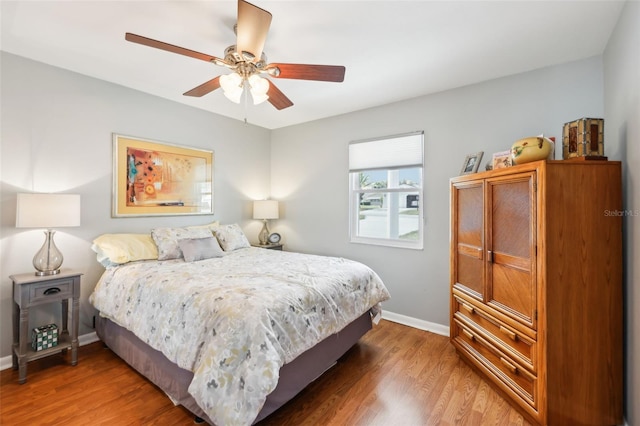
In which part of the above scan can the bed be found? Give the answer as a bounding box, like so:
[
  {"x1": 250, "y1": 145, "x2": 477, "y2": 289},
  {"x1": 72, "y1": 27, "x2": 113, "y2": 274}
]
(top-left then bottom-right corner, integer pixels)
[{"x1": 89, "y1": 225, "x2": 390, "y2": 425}]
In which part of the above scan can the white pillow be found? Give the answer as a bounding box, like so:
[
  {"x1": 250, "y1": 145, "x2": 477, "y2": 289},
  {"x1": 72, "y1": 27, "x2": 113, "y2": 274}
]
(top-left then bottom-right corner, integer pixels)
[
  {"x1": 213, "y1": 224, "x2": 251, "y2": 252},
  {"x1": 92, "y1": 234, "x2": 158, "y2": 266},
  {"x1": 179, "y1": 237, "x2": 225, "y2": 262},
  {"x1": 186, "y1": 221, "x2": 220, "y2": 232}
]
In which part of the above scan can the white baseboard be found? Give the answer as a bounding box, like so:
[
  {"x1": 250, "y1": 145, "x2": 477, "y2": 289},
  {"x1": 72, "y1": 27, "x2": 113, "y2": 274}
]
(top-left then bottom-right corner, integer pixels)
[
  {"x1": 0, "y1": 331, "x2": 100, "y2": 371},
  {"x1": 382, "y1": 311, "x2": 450, "y2": 336}
]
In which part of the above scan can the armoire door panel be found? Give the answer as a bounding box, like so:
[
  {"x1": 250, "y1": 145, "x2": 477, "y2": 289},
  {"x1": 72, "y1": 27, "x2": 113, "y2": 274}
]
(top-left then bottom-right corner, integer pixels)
[
  {"x1": 456, "y1": 254, "x2": 483, "y2": 299},
  {"x1": 493, "y1": 252, "x2": 530, "y2": 272},
  {"x1": 490, "y1": 179, "x2": 532, "y2": 256},
  {"x1": 456, "y1": 183, "x2": 483, "y2": 247},
  {"x1": 487, "y1": 174, "x2": 536, "y2": 328},
  {"x1": 488, "y1": 264, "x2": 534, "y2": 325},
  {"x1": 453, "y1": 182, "x2": 485, "y2": 299}
]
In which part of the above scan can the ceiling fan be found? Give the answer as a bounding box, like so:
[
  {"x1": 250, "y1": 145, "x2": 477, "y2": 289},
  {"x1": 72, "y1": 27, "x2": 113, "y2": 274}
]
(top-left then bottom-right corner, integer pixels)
[{"x1": 125, "y1": 0, "x2": 346, "y2": 110}]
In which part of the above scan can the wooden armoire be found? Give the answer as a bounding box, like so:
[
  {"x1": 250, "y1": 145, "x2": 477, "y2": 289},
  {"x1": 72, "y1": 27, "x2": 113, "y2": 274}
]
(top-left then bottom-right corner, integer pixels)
[{"x1": 449, "y1": 159, "x2": 623, "y2": 425}]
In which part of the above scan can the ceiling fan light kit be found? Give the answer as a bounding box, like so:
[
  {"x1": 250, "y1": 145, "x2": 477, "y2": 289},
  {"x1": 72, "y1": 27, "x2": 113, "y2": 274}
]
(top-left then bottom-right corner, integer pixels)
[
  {"x1": 219, "y1": 73, "x2": 269, "y2": 105},
  {"x1": 125, "y1": 0, "x2": 345, "y2": 111}
]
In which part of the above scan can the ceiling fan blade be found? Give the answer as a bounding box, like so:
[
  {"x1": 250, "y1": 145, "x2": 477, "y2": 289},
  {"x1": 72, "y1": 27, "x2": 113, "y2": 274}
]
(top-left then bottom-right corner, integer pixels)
[
  {"x1": 236, "y1": 0, "x2": 272, "y2": 62},
  {"x1": 125, "y1": 33, "x2": 220, "y2": 63},
  {"x1": 183, "y1": 76, "x2": 222, "y2": 97},
  {"x1": 267, "y1": 81, "x2": 294, "y2": 110},
  {"x1": 267, "y1": 63, "x2": 345, "y2": 82}
]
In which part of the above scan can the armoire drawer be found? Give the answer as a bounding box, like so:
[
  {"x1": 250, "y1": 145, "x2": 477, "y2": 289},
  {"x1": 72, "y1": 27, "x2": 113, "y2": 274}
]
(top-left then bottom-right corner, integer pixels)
[
  {"x1": 453, "y1": 318, "x2": 538, "y2": 411},
  {"x1": 453, "y1": 295, "x2": 536, "y2": 372}
]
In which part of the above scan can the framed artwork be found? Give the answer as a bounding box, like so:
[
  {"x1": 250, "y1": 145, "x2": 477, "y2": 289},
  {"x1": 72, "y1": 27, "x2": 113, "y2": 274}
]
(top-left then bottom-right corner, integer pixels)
[
  {"x1": 460, "y1": 151, "x2": 483, "y2": 175},
  {"x1": 492, "y1": 150, "x2": 513, "y2": 170},
  {"x1": 113, "y1": 134, "x2": 214, "y2": 217}
]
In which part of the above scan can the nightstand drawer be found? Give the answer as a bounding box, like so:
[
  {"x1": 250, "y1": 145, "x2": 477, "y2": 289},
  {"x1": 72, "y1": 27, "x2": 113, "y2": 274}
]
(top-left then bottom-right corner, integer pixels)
[{"x1": 30, "y1": 279, "x2": 73, "y2": 304}]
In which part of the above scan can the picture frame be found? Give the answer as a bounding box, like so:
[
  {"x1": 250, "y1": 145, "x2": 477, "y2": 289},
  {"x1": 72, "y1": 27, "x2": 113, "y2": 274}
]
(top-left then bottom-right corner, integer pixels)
[
  {"x1": 460, "y1": 151, "x2": 484, "y2": 175},
  {"x1": 112, "y1": 134, "x2": 214, "y2": 217},
  {"x1": 492, "y1": 150, "x2": 513, "y2": 170}
]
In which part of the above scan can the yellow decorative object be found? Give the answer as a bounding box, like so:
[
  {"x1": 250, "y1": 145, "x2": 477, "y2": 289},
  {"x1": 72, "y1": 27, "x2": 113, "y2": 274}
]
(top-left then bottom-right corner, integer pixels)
[{"x1": 511, "y1": 136, "x2": 554, "y2": 165}]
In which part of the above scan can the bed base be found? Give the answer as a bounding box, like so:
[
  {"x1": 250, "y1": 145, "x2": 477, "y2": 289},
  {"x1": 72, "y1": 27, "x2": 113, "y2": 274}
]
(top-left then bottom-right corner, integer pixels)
[{"x1": 96, "y1": 312, "x2": 372, "y2": 425}]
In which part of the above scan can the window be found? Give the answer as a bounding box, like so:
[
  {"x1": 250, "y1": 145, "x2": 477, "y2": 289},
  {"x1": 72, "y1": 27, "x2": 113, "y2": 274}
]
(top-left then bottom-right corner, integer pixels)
[{"x1": 349, "y1": 131, "x2": 424, "y2": 249}]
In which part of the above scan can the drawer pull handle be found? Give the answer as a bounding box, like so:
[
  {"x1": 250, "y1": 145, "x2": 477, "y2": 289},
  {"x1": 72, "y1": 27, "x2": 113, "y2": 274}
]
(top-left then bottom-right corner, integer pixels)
[
  {"x1": 500, "y1": 357, "x2": 518, "y2": 375},
  {"x1": 43, "y1": 287, "x2": 61, "y2": 295},
  {"x1": 461, "y1": 303, "x2": 475, "y2": 315},
  {"x1": 462, "y1": 329, "x2": 475, "y2": 341},
  {"x1": 499, "y1": 326, "x2": 518, "y2": 341}
]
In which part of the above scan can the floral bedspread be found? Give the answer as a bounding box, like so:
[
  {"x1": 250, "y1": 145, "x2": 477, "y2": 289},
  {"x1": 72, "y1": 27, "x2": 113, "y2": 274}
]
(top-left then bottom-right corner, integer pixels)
[{"x1": 89, "y1": 247, "x2": 390, "y2": 426}]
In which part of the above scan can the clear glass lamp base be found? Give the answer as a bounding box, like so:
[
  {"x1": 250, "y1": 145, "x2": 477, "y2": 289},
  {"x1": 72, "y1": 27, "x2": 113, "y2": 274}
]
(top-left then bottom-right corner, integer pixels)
[
  {"x1": 258, "y1": 220, "x2": 270, "y2": 245},
  {"x1": 33, "y1": 229, "x2": 63, "y2": 276}
]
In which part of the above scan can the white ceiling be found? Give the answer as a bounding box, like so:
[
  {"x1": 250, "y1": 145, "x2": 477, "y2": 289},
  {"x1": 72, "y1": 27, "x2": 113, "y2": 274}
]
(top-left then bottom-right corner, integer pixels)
[{"x1": 0, "y1": 1, "x2": 625, "y2": 130}]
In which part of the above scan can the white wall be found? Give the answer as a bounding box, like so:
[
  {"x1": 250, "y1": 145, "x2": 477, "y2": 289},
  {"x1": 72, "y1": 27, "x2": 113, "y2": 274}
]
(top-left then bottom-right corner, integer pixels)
[
  {"x1": 604, "y1": 1, "x2": 640, "y2": 423},
  {"x1": 0, "y1": 52, "x2": 272, "y2": 358},
  {"x1": 270, "y1": 56, "x2": 606, "y2": 326}
]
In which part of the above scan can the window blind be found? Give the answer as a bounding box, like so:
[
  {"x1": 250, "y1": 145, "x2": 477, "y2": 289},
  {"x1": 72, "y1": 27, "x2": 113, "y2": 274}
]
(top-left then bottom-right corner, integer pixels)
[{"x1": 348, "y1": 131, "x2": 423, "y2": 172}]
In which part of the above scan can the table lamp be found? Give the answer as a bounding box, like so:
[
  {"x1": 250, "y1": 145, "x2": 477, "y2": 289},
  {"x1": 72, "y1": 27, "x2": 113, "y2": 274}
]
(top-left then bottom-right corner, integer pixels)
[
  {"x1": 253, "y1": 200, "x2": 279, "y2": 245},
  {"x1": 16, "y1": 193, "x2": 81, "y2": 276}
]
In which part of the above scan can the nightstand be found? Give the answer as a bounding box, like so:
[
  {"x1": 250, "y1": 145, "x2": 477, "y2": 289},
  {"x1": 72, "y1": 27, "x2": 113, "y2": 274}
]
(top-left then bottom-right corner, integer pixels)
[
  {"x1": 11, "y1": 269, "x2": 82, "y2": 384},
  {"x1": 251, "y1": 243, "x2": 283, "y2": 251}
]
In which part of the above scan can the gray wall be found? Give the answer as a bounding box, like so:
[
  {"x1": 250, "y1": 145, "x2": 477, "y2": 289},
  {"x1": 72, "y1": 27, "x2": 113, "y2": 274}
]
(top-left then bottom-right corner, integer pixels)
[
  {"x1": 270, "y1": 56, "x2": 606, "y2": 326},
  {"x1": 0, "y1": 52, "x2": 272, "y2": 359},
  {"x1": 604, "y1": 1, "x2": 640, "y2": 423},
  {"x1": 1, "y1": 9, "x2": 637, "y2": 421}
]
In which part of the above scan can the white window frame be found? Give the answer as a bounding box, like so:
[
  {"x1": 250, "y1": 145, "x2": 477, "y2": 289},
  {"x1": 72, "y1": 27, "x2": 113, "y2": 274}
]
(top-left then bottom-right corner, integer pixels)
[{"x1": 348, "y1": 131, "x2": 424, "y2": 250}]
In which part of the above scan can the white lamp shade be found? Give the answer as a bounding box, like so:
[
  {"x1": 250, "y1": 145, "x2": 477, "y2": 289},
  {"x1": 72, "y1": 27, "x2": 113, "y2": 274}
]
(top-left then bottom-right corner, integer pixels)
[
  {"x1": 223, "y1": 89, "x2": 243, "y2": 104},
  {"x1": 248, "y1": 75, "x2": 269, "y2": 93},
  {"x1": 250, "y1": 90, "x2": 269, "y2": 105},
  {"x1": 253, "y1": 200, "x2": 279, "y2": 220},
  {"x1": 220, "y1": 73, "x2": 243, "y2": 92},
  {"x1": 16, "y1": 193, "x2": 81, "y2": 228},
  {"x1": 220, "y1": 73, "x2": 244, "y2": 104}
]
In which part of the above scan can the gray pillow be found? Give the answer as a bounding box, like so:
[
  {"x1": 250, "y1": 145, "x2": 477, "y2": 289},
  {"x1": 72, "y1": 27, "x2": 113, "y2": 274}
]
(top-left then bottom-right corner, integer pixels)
[
  {"x1": 178, "y1": 237, "x2": 225, "y2": 262},
  {"x1": 151, "y1": 227, "x2": 213, "y2": 260}
]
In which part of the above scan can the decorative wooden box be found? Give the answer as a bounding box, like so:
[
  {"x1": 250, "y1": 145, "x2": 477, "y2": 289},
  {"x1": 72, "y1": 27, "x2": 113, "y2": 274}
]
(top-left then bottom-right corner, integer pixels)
[
  {"x1": 31, "y1": 324, "x2": 58, "y2": 351},
  {"x1": 562, "y1": 118, "x2": 605, "y2": 159}
]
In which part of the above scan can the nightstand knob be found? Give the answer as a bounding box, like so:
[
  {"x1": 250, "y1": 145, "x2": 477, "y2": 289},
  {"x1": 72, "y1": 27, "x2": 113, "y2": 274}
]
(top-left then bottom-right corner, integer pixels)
[{"x1": 43, "y1": 287, "x2": 61, "y2": 295}]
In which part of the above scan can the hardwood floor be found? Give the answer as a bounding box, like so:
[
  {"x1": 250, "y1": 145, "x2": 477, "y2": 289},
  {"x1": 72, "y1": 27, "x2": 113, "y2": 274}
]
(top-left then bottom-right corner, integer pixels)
[{"x1": 0, "y1": 320, "x2": 532, "y2": 425}]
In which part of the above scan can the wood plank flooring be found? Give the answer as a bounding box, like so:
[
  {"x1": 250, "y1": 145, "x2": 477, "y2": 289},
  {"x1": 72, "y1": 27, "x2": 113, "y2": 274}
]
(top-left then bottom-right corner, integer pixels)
[{"x1": 0, "y1": 319, "x2": 532, "y2": 425}]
